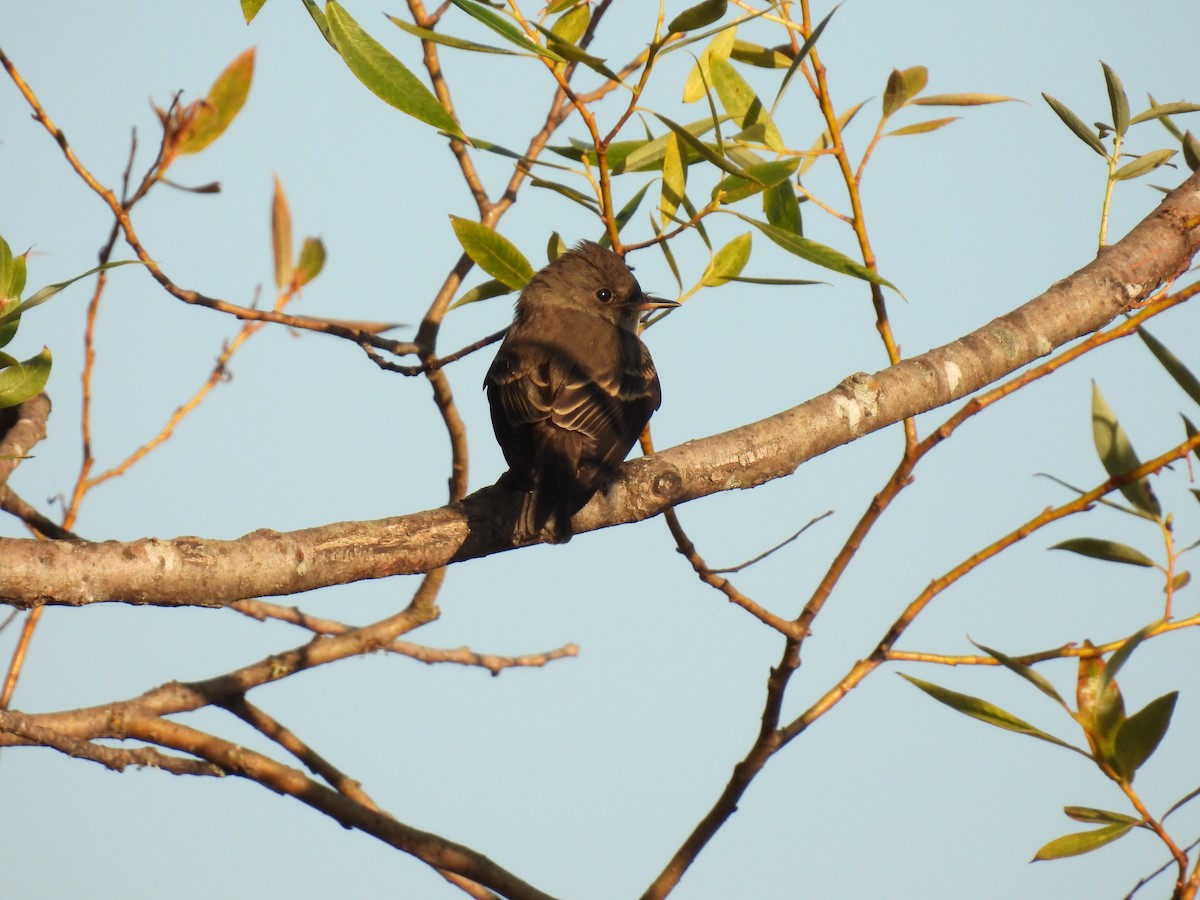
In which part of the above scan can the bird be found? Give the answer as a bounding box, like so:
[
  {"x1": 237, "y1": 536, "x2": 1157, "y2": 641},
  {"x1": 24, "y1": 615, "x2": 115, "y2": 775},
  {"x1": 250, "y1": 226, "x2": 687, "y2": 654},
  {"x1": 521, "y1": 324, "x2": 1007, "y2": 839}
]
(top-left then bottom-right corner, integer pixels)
[{"x1": 484, "y1": 241, "x2": 678, "y2": 543}]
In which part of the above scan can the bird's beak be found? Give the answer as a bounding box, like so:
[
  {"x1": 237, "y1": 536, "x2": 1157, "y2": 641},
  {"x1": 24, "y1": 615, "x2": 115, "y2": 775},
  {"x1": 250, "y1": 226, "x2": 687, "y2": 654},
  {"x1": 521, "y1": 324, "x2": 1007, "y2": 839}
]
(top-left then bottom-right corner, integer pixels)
[{"x1": 631, "y1": 293, "x2": 680, "y2": 312}]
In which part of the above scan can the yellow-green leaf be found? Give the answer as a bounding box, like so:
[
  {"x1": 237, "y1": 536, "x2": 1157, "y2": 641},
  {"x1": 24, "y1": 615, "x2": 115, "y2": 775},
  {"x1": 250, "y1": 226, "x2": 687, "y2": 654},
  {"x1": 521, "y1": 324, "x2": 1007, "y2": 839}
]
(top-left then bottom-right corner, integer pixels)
[
  {"x1": 702, "y1": 232, "x2": 751, "y2": 286},
  {"x1": 449, "y1": 277, "x2": 514, "y2": 309},
  {"x1": 1113, "y1": 148, "x2": 1177, "y2": 181},
  {"x1": 1064, "y1": 807, "x2": 1140, "y2": 826},
  {"x1": 885, "y1": 116, "x2": 960, "y2": 137},
  {"x1": 1128, "y1": 101, "x2": 1200, "y2": 126},
  {"x1": 912, "y1": 92, "x2": 1018, "y2": 107},
  {"x1": 709, "y1": 56, "x2": 785, "y2": 151},
  {"x1": 1101, "y1": 62, "x2": 1130, "y2": 136},
  {"x1": 1043, "y1": 93, "x2": 1107, "y2": 157},
  {"x1": 179, "y1": 48, "x2": 255, "y2": 155},
  {"x1": 661, "y1": 132, "x2": 686, "y2": 227},
  {"x1": 682, "y1": 26, "x2": 736, "y2": 103},
  {"x1": 1032, "y1": 824, "x2": 1134, "y2": 861},
  {"x1": 449, "y1": 217, "x2": 534, "y2": 290},
  {"x1": 551, "y1": 3, "x2": 589, "y2": 44},
  {"x1": 730, "y1": 40, "x2": 791, "y2": 69},
  {"x1": 882, "y1": 65, "x2": 928, "y2": 117},
  {"x1": 241, "y1": 0, "x2": 268, "y2": 23}
]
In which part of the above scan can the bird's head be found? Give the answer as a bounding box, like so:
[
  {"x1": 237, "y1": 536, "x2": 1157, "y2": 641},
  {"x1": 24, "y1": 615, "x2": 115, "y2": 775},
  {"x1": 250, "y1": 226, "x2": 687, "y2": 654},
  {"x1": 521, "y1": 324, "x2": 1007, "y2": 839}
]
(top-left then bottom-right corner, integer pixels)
[{"x1": 518, "y1": 241, "x2": 679, "y2": 332}]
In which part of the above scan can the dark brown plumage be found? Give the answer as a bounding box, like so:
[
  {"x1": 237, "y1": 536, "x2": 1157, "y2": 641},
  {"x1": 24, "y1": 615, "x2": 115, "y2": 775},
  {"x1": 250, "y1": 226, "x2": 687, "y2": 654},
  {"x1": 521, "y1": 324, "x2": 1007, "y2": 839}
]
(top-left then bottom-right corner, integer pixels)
[{"x1": 484, "y1": 241, "x2": 677, "y2": 543}]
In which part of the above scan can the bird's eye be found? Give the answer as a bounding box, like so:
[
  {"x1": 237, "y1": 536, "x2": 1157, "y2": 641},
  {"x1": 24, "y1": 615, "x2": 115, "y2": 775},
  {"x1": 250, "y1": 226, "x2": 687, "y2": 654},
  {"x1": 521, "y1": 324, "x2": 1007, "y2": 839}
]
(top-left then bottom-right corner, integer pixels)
[{"x1": 595, "y1": 288, "x2": 613, "y2": 303}]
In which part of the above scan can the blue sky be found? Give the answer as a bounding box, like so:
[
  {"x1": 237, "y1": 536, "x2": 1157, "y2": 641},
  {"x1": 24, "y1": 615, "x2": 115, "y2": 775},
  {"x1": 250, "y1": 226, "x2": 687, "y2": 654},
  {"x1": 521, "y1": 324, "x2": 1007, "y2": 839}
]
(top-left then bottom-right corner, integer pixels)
[{"x1": 3, "y1": 2, "x2": 1200, "y2": 898}]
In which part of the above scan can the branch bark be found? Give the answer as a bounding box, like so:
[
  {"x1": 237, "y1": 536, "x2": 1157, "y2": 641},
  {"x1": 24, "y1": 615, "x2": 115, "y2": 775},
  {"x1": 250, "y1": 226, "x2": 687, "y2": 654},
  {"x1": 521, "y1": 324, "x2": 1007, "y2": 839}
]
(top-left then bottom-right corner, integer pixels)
[{"x1": 2, "y1": 171, "x2": 1198, "y2": 609}]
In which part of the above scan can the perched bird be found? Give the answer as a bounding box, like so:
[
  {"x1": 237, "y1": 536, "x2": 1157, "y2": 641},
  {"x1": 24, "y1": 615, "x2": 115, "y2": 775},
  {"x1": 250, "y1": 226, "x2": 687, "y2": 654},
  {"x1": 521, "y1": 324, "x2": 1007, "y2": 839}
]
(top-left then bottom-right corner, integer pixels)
[{"x1": 485, "y1": 241, "x2": 678, "y2": 543}]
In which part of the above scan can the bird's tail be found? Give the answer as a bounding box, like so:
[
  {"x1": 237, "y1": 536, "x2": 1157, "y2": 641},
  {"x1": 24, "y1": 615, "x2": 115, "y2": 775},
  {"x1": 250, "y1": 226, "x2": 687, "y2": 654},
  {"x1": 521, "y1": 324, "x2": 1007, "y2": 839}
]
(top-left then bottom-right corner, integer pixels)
[{"x1": 515, "y1": 487, "x2": 573, "y2": 544}]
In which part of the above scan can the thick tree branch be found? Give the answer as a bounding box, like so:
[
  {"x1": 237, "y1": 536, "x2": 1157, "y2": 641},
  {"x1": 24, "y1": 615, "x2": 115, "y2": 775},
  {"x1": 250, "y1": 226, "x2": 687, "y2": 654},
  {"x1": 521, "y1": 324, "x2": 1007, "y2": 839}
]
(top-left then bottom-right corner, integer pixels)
[{"x1": 1, "y1": 171, "x2": 1198, "y2": 609}]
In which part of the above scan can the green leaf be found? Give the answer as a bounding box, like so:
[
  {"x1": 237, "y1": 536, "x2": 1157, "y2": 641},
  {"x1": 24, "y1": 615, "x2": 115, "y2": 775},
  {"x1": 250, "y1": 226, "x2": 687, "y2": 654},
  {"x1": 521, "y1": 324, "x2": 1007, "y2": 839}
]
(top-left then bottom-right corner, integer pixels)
[
  {"x1": 537, "y1": 26, "x2": 621, "y2": 82},
  {"x1": 1101, "y1": 62, "x2": 1130, "y2": 136},
  {"x1": 1063, "y1": 807, "x2": 1140, "y2": 826},
  {"x1": 1048, "y1": 537, "x2": 1155, "y2": 567},
  {"x1": 179, "y1": 48, "x2": 255, "y2": 154},
  {"x1": 295, "y1": 237, "x2": 326, "y2": 288},
  {"x1": 800, "y1": 99, "x2": 864, "y2": 175},
  {"x1": 1167, "y1": 570, "x2": 1191, "y2": 593},
  {"x1": 733, "y1": 213, "x2": 898, "y2": 292},
  {"x1": 1138, "y1": 327, "x2": 1200, "y2": 406},
  {"x1": 1092, "y1": 382, "x2": 1161, "y2": 518},
  {"x1": 882, "y1": 66, "x2": 928, "y2": 117},
  {"x1": 912, "y1": 92, "x2": 1018, "y2": 107},
  {"x1": 546, "y1": 232, "x2": 568, "y2": 262},
  {"x1": 1099, "y1": 620, "x2": 1161, "y2": 698},
  {"x1": 1113, "y1": 148, "x2": 1177, "y2": 181},
  {"x1": 900, "y1": 673, "x2": 1082, "y2": 752},
  {"x1": 763, "y1": 177, "x2": 802, "y2": 235},
  {"x1": 661, "y1": 132, "x2": 686, "y2": 227},
  {"x1": 656, "y1": 227, "x2": 682, "y2": 291},
  {"x1": 326, "y1": 2, "x2": 467, "y2": 141},
  {"x1": 387, "y1": 14, "x2": 522, "y2": 55},
  {"x1": 702, "y1": 232, "x2": 751, "y2": 286},
  {"x1": 6, "y1": 259, "x2": 143, "y2": 321},
  {"x1": 654, "y1": 113, "x2": 751, "y2": 180},
  {"x1": 885, "y1": 117, "x2": 960, "y2": 137},
  {"x1": 0, "y1": 346, "x2": 51, "y2": 408},
  {"x1": 971, "y1": 639, "x2": 1066, "y2": 706},
  {"x1": 1114, "y1": 691, "x2": 1177, "y2": 779},
  {"x1": 715, "y1": 158, "x2": 799, "y2": 204},
  {"x1": 730, "y1": 40, "x2": 791, "y2": 69},
  {"x1": 601, "y1": 182, "x2": 652, "y2": 248},
  {"x1": 1033, "y1": 823, "x2": 1134, "y2": 861},
  {"x1": 1163, "y1": 785, "x2": 1200, "y2": 821},
  {"x1": 241, "y1": 0, "x2": 268, "y2": 23},
  {"x1": 449, "y1": 0, "x2": 565, "y2": 61},
  {"x1": 530, "y1": 177, "x2": 600, "y2": 212},
  {"x1": 709, "y1": 56, "x2": 785, "y2": 151},
  {"x1": 302, "y1": 0, "x2": 334, "y2": 48},
  {"x1": 771, "y1": 5, "x2": 836, "y2": 116},
  {"x1": 609, "y1": 117, "x2": 727, "y2": 174},
  {"x1": 449, "y1": 277, "x2": 515, "y2": 309},
  {"x1": 1043, "y1": 93, "x2": 1107, "y2": 157},
  {"x1": 723, "y1": 275, "x2": 822, "y2": 287},
  {"x1": 449, "y1": 217, "x2": 534, "y2": 290},
  {"x1": 1182, "y1": 415, "x2": 1199, "y2": 465},
  {"x1": 1128, "y1": 101, "x2": 1200, "y2": 126},
  {"x1": 667, "y1": 0, "x2": 728, "y2": 34}
]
